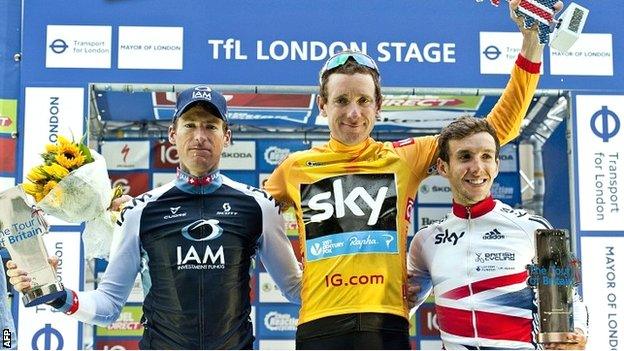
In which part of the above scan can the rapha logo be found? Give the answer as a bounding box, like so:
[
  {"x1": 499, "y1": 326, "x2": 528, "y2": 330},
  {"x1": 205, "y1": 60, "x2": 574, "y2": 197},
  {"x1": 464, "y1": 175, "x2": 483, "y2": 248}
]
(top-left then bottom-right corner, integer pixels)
[
  {"x1": 164, "y1": 206, "x2": 187, "y2": 219},
  {"x1": 383, "y1": 234, "x2": 394, "y2": 248},
  {"x1": 434, "y1": 229, "x2": 465, "y2": 246},
  {"x1": 217, "y1": 202, "x2": 238, "y2": 216}
]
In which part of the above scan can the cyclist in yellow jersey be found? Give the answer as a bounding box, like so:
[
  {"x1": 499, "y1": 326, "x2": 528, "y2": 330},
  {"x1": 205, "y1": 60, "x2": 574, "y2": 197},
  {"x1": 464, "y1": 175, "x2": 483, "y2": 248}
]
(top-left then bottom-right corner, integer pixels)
[{"x1": 264, "y1": 1, "x2": 563, "y2": 348}]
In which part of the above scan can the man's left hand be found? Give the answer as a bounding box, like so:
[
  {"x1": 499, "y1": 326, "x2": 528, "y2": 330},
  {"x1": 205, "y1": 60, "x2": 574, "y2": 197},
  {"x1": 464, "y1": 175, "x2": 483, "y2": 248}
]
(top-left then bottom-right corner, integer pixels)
[
  {"x1": 542, "y1": 329, "x2": 587, "y2": 350},
  {"x1": 406, "y1": 273, "x2": 420, "y2": 310}
]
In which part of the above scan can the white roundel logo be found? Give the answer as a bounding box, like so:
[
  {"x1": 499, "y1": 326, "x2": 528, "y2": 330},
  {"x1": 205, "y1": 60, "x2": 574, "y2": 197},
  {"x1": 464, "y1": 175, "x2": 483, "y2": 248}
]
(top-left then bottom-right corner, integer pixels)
[{"x1": 264, "y1": 146, "x2": 290, "y2": 165}]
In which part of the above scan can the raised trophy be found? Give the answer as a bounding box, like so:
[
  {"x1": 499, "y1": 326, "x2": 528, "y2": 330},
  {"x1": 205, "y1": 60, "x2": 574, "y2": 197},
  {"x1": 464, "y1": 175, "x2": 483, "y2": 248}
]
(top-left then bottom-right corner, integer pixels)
[
  {"x1": 0, "y1": 185, "x2": 65, "y2": 306},
  {"x1": 477, "y1": 0, "x2": 589, "y2": 52},
  {"x1": 529, "y1": 229, "x2": 578, "y2": 343}
]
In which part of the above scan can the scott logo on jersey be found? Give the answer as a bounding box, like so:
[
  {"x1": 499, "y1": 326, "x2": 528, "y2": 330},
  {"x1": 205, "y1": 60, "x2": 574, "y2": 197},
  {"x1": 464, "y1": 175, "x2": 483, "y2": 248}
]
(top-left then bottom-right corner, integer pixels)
[{"x1": 300, "y1": 174, "x2": 398, "y2": 261}]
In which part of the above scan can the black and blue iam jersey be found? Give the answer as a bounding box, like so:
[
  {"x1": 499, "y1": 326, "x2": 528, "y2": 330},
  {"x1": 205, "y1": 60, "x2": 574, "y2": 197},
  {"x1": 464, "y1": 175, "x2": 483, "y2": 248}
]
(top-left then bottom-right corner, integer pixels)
[{"x1": 50, "y1": 169, "x2": 302, "y2": 350}]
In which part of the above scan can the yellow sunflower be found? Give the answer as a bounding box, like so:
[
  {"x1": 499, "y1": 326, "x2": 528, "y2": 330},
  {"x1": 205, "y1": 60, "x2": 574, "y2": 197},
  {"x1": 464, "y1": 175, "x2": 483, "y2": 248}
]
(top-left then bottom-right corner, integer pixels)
[
  {"x1": 34, "y1": 192, "x2": 45, "y2": 203},
  {"x1": 42, "y1": 179, "x2": 58, "y2": 197},
  {"x1": 56, "y1": 143, "x2": 86, "y2": 170},
  {"x1": 42, "y1": 163, "x2": 70, "y2": 180},
  {"x1": 45, "y1": 143, "x2": 58, "y2": 154},
  {"x1": 22, "y1": 182, "x2": 43, "y2": 197},
  {"x1": 57, "y1": 135, "x2": 73, "y2": 147},
  {"x1": 27, "y1": 166, "x2": 48, "y2": 183}
]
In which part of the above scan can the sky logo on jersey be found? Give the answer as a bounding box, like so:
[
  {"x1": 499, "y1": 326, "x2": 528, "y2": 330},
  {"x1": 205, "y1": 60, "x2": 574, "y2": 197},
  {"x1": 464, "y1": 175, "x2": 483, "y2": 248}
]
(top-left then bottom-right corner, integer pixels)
[
  {"x1": 301, "y1": 174, "x2": 397, "y2": 239},
  {"x1": 301, "y1": 174, "x2": 398, "y2": 260}
]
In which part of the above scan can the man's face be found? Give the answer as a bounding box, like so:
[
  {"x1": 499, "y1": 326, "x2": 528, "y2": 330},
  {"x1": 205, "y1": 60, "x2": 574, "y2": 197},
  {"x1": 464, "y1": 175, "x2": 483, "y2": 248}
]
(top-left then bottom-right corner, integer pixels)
[
  {"x1": 437, "y1": 132, "x2": 500, "y2": 206},
  {"x1": 318, "y1": 72, "x2": 380, "y2": 146},
  {"x1": 168, "y1": 105, "x2": 231, "y2": 177}
]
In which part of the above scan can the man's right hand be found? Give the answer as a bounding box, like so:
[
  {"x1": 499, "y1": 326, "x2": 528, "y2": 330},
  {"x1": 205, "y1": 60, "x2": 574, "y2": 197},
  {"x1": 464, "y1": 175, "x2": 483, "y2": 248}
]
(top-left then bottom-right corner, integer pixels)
[
  {"x1": 510, "y1": 0, "x2": 564, "y2": 62},
  {"x1": 5, "y1": 256, "x2": 59, "y2": 293}
]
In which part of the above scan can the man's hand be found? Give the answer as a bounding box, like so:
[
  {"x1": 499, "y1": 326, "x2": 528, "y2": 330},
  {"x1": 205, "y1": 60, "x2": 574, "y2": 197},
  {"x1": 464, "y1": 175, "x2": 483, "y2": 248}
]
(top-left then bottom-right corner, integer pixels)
[
  {"x1": 510, "y1": 0, "x2": 564, "y2": 61},
  {"x1": 5, "y1": 256, "x2": 59, "y2": 293},
  {"x1": 109, "y1": 194, "x2": 133, "y2": 211},
  {"x1": 542, "y1": 329, "x2": 587, "y2": 350},
  {"x1": 406, "y1": 273, "x2": 420, "y2": 310}
]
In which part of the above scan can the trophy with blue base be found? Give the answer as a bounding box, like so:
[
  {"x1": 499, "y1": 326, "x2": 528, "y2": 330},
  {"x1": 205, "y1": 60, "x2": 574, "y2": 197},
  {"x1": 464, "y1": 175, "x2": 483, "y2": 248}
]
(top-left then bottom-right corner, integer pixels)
[
  {"x1": 529, "y1": 229, "x2": 578, "y2": 343},
  {"x1": 0, "y1": 185, "x2": 65, "y2": 306}
]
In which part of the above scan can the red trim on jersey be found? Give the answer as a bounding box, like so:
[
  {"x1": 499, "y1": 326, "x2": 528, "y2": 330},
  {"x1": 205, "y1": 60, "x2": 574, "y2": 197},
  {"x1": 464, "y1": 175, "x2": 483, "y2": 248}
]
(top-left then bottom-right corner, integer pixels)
[
  {"x1": 452, "y1": 195, "x2": 495, "y2": 219},
  {"x1": 471, "y1": 271, "x2": 529, "y2": 295},
  {"x1": 392, "y1": 138, "x2": 415, "y2": 148},
  {"x1": 516, "y1": 54, "x2": 542, "y2": 74},
  {"x1": 436, "y1": 305, "x2": 532, "y2": 342},
  {"x1": 441, "y1": 271, "x2": 529, "y2": 299}
]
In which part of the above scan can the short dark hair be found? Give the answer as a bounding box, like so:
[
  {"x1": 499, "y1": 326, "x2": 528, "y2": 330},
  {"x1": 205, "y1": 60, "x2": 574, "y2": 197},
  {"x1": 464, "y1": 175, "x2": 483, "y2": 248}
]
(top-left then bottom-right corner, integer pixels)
[
  {"x1": 318, "y1": 58, "x2": 382, "y2": 107},
  {"x1": 437, "y1": 116, "x2": 500, "y2": 162}
]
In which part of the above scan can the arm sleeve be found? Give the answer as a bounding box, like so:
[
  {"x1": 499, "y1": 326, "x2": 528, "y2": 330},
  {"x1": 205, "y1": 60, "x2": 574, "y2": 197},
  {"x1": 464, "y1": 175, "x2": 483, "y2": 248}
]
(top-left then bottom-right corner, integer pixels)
[
  {"x1": 407, "y1": 230, "x2": 434, "y2": 310},
  {"x1": 485, "y1": 54, "x2": 541, "y2": 146},
  {"x1": 257, "y1": 196, "x2": 302, "y2": 305},
  {"x1": 389, "y1": 136, "x2": 438, "y2": 180},
  {"x1": 263, "y1": 158, "x2": 291, "y2": 206},
  {"x1": 51, "y1": 207, "x2": 142, "y2": 326}
]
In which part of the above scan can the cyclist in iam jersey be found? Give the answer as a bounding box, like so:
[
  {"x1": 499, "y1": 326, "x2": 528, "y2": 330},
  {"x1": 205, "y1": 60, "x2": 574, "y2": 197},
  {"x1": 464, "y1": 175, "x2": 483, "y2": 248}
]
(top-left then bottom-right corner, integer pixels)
[
  {"x1": 408, "y1": 116, "x2": 588, "y2": 350},
  {"x1": 7, "y1": 86, "x2": 303, "y2": 350},
  {"x1": 264, "y1": 0, "x2": 563, "y2": 349}
]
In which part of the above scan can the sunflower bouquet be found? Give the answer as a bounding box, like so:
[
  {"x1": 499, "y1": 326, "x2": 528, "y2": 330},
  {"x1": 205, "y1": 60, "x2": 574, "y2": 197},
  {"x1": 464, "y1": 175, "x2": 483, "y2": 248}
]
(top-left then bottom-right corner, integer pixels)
[{"x1": 22, "y1": 136, "x2": 119, "y2": 259}]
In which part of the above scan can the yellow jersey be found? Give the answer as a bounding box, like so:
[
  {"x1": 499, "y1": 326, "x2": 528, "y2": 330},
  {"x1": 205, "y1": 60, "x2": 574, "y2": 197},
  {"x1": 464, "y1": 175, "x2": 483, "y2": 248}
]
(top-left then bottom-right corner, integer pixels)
[{"x1": 264, "y1": 57, "x2": 540, "y2": 324}]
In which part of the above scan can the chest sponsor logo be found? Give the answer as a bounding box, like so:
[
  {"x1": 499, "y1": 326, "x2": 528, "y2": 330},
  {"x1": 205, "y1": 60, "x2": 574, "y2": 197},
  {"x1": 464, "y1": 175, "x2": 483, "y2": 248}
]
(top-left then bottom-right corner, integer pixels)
[
  {"x1": 475, "y1": 251, "x2": 516, "y2": 263},
  {"x1": 301, "y1": 174, "x2": 397, "y2": 236},
  {"x1": 177, "y1": 219, "x2": 225, "y2": 270},
  {"x1": 305, "y1": 231, "x2": 398, "y2": 262},
  {"x1": 434, "y1": 229, "x2": 465, "y2": 246},
  {"x1": 164, "y1": 206, "x2": 187, "y2": 219},
  {"x1": 482, "y1": 228, "x2": 505, "y2": 240},
  {"x1": 301, "y1": 174, "x2": 398, "y2": 260},
  {"x1": 216, "y1": 202, "x2": 238, "y2": 216}
]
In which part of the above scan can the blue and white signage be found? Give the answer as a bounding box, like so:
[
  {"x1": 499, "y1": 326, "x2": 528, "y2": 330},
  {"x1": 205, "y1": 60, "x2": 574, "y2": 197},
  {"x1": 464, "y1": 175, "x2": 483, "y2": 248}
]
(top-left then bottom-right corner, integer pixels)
[{"x1": 574, "y1": 94, "x2": 623, "y2": 232}]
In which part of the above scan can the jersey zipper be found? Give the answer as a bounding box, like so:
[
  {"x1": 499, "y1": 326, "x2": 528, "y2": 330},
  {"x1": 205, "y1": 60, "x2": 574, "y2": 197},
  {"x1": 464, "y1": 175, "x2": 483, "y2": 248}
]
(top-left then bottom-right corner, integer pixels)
[
  {"x1": 466, "y1": 206, "x2": 481, "y2": 349},
  {"x1": 199, "y1": 195, "x2": 205, "y2": 348}
]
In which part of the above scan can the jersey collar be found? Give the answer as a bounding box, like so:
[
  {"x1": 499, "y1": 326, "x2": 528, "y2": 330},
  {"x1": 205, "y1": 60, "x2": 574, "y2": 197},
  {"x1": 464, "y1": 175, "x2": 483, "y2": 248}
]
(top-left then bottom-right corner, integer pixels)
[
  {"x1": 328, "y1": 136, "x2": 374, "y2": 154},
  {"x1": 175, "y1": 168, "x2": 222, "y2": 194},
  {"x1": 452, "y1": 195, "x2": 496, "y2": 219}
]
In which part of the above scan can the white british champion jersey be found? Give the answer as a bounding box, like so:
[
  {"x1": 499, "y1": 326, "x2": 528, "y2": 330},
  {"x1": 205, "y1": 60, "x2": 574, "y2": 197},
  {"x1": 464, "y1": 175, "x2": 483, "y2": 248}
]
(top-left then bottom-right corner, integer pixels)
[{"x1": 408, "y1": 196, "x2": 588, "y2": 350}]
